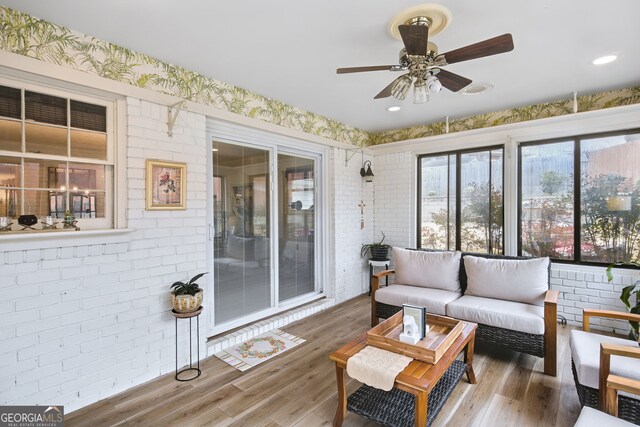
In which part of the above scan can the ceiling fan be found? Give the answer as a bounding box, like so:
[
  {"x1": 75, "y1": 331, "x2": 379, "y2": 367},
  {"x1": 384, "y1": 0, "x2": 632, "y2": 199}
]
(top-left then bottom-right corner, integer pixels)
[{"x1": 337, "y1": 15, "x2": 514, "y2": 104}]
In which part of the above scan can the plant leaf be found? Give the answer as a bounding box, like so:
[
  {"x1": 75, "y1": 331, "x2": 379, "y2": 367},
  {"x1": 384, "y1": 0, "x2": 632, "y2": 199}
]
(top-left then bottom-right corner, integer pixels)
[
  {"x1": 187, "y1": 272, "x2": 207, "y2": 285},
  {"x1": 630, "y1": 304, "x2": 640, "y2": 337},
  {"x1": 361, "y1": 245, "x2": 369, "y2": 258},
  {"x1": 620, "y1": 283, "x2": 640, "y2": 310},
  {"x1": 606, "y1": 264, "x2": 615, "y2": 282}
]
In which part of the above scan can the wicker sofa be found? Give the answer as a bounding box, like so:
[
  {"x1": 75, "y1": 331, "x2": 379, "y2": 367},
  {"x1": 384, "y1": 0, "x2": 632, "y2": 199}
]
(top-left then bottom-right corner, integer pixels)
[{"x1": 370, "y1": 248, "x2": 559, "y2": 376}]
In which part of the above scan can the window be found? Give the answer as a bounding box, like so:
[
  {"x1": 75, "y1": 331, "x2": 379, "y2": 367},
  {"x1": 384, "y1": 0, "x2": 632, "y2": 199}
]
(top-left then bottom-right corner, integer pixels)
[
  {"x1": 518, "y1": 129, "x2": 640, "y2": 264},
  {"x1": 418, "y1": 146, "x2": 504, "y2": 254},
  {"x1": 0, "y1": 83, "x2": 112, "y2": 231}
]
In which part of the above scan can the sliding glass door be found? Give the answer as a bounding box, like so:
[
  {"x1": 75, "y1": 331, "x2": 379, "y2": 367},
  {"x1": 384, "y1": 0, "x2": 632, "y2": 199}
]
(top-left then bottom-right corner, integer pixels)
[
  {"x1": 278, "y1": 153, "x2": 316, "y2": 302},
  {"x1": 210, "y1": 138, "x2": 320, "y2": 330},
  {"x1": 212, "y1": 141, "x2": 271, "y2": 325}
]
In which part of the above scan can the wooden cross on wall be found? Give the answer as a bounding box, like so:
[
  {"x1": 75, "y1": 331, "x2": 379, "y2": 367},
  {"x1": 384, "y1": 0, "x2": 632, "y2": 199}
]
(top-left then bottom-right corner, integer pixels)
[{"x1": 358, "y1": 200, "x2": 366, "y2": 230}]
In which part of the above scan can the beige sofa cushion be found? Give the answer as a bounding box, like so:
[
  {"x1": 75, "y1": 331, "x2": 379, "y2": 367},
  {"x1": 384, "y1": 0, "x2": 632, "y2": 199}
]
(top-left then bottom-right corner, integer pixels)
[
  {"x1": 392, "y1": 248, "x2": 461, "y2": 292},
  {"x1": 463, "y1": 256, "x2": 549, "y2": 306},
  {"x1": 570, "y1": 329, "x2": 640, "y2": 394},
  {"x1": 446, "y1": 295, "x2": 544, "y2": 334},
  {"x1": 375, "y1": 285, "x2": 461, "y2": 316}
]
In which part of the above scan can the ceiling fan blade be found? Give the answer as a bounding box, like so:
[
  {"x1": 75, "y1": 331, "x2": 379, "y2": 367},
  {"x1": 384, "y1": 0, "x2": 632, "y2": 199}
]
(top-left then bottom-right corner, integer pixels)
[
  {"x1": 374, "y1": 77, "x2": 402, "y2": 99},
  {"x1": 441, "y1": 33, "x2": 514, "y2": 65},
  {"x1": 398, "y1": 24, "x2": 429, "y2": 56},
  {"x1": 436, "y1": 69, "x2": 472, "y2": 92},
  {"x1": 337, "y1": 65, "x2": 395, "y2": 74}
]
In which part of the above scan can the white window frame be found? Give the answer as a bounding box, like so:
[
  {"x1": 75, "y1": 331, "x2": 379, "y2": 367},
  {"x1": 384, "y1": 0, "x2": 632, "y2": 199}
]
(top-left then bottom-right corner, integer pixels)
[{"x1": 0, "y1": 76, "x2": 116, "y2": 231}]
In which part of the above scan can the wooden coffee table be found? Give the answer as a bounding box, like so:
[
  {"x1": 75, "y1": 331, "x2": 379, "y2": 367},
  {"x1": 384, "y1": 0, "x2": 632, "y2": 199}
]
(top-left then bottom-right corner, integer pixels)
[{"x1": 330, "y1": 319, "x2": 477, "y2": 427}]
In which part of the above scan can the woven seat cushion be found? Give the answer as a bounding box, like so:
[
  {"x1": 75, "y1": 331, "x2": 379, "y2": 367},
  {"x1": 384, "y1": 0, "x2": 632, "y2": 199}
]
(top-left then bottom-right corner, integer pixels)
[
  {"x1": 375, "y1": 285, "x2": 461, "y2": 316},
  {"x1": 574, "y1": 406, "x2": 636, "y2": 427},
  {"x1": 446, "y1": 295, "x2": 544, "y2": 334},
  {"x1": 570, "y1": 329, "x2": 640, "y2": 391}
]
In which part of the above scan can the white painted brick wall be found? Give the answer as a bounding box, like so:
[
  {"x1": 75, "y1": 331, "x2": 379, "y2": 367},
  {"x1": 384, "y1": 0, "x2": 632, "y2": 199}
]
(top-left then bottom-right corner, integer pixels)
[
  {"x1": 373, "y1": 151, "x2": 640, "y2": 336},
  {"x1": 1, "y1": 98, "x2": 208, "y2": 411},
  {"x1": 2, "y1": 99, "x2": 379, "y2": 413},
  {"x1": 329, "y1": 148, "x2": 374, "y2": 302},
  {"x1": 373, "y1": 152, "x2": 415, "y2": 248}
]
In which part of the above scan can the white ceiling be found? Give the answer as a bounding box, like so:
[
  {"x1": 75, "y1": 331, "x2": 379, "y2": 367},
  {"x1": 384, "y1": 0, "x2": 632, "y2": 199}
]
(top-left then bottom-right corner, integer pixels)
[{"x1": 3, "y1": 1, "x2": 640, "y2": 133}]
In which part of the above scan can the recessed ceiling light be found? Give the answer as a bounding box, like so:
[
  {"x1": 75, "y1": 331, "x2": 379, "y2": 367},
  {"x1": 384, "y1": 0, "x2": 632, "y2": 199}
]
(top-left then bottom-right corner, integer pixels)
[
  {"x1": 460, "y1": 83, "x2": 494, "y2": 95},
  {"x1": 592, "y1": 55, "x2": 617, "y2": 65},
  {"x1": 212, "y1": 148, "x2": 218, "y2": 151},
  {"x1": 387, "y1": 105, "x2": 401, "y2": 112}
]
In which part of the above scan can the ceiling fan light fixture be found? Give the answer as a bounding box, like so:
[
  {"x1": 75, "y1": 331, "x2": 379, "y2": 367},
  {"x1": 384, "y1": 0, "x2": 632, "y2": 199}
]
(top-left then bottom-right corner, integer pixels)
[
  {"x1": 413, "y1": 80, "x2": 429, "y2": 104},
  {"x1": 391, "y1": 75, "x2": 412, "y2": 100},
  {"x1": 338, "y1": 8, "x2": 515, "y2": 105},
  {"x1": 426, "y1": 74, "x2": 442, "y2": 93}
]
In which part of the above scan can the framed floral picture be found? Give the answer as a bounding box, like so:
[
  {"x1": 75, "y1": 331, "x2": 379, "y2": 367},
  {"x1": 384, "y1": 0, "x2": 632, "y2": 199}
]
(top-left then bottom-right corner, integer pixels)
[{"x1": 145, "y1": 160, "x2": 186, "y2": 210}]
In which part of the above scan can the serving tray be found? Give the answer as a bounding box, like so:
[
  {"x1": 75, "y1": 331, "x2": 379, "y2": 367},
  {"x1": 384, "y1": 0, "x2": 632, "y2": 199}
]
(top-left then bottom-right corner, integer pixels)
[{"x1": 367, "y1": 311, "x2": 463, "y2": 364}]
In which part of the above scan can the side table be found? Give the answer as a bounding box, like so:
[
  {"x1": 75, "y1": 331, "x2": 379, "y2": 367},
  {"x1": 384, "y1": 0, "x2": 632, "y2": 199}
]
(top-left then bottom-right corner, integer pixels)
[
  {"x1": 171, "y1": 306, "x2": 202, "y2": 381},
  {"x1": 368, "y1": 259, "x2": 390, "y2": 295}
]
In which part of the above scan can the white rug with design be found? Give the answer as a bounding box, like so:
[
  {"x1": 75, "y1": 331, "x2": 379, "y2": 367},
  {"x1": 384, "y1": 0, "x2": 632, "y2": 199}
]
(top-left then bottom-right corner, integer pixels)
[{"x1": 215, "y1": 329, "x2": 306, "y2": 372}]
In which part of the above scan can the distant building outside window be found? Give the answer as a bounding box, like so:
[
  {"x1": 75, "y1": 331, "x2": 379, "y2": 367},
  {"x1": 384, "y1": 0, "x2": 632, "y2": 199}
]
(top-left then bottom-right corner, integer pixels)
[{"x1": 519, "y1": 130, "x2": 640, "y2": 264}]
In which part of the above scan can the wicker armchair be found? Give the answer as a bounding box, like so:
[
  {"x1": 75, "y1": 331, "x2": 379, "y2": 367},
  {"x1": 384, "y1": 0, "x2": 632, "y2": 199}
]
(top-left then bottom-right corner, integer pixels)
[
  {"x1": 574, "y1": 349, "x2": 640, "y2": 426},
  {"x1": 570, "y1": 309, "x2": 640, "y2": 425}
]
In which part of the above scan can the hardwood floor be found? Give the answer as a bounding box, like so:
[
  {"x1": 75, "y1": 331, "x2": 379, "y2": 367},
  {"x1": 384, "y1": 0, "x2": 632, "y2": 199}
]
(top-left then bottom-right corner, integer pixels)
[{"x1": 66, "y1": 295, "x2": 582, "y2": 426}]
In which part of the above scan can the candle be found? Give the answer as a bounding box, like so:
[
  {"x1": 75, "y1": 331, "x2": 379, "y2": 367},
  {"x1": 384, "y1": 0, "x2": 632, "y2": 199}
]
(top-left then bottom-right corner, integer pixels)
[{"x1": 0, "y1": 217, "x2": 8, "y2": 228}]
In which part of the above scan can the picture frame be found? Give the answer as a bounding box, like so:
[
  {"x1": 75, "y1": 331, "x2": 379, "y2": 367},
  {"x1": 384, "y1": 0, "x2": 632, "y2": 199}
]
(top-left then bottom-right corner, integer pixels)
[
  {"x1": 402, "y1": 304, "x2": 426, "y2": 339},
  {"x1": 145, "y1": 160, "x2": 186, "y2": 210}
]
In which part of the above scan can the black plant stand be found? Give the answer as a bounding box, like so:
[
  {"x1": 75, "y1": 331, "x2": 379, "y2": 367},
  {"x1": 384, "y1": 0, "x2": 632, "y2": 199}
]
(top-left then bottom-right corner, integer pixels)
[
  {"x1": 171, "y1": 306, "x2": 202, "y2": 381},
  {"x1": 368, "y1": 259, "x2": 390, "y2": 295}
]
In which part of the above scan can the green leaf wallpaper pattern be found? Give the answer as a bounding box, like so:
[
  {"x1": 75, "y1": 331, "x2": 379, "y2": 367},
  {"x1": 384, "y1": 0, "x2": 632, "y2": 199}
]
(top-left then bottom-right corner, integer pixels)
[
  {"x1": 0, "y1": 6, "x2": 369, "y2": 147},
  {"x1": 367, "y1": 87, "x2": 640, "y2": 146},
  {"x1": 0, "y1": 6, "x2": 638, "y2": 148}
]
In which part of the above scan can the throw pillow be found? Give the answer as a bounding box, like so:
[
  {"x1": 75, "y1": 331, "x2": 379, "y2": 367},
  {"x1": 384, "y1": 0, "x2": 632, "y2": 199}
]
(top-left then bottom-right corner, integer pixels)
[
  {"x1": 392, "y1": 248, "x2": 461, "y2": 292},
  {"x1": 463, "y1": 256, "x2": 549, "y2": 306}
]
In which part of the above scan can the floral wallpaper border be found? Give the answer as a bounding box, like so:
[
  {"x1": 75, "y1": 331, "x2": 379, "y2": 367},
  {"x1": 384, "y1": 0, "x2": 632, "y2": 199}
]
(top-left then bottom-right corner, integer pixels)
[
  {"x1": 367, "y1": 86, "x2": 640, "y2": 145},
  {"x1": 0, "y1": 6, "x2": 638, "y2": 148},
  {"x1": 0, "y1": 7, "x2": 369, "y2": 146}
]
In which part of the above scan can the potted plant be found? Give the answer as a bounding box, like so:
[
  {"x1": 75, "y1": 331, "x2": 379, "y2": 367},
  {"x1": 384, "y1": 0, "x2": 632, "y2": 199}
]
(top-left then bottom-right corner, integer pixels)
[
  {"x1": 606, "y1": 262, "x2": 640, "y2": 341},
  {"x1": 361, "y1": 231, "x2": 392, "y2": 261},
  {"x1": 170, "y1": 272, "x2": 206, "y2": 313}
]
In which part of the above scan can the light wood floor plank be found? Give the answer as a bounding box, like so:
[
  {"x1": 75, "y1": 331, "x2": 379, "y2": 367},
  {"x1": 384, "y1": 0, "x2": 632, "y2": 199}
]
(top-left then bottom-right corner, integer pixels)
[
  {"x1": 478, "y1": 394, "x2": 522, "y2": 427},
  {"x1": 66, "y1": 295, "x2": 582, "y2": 426}
]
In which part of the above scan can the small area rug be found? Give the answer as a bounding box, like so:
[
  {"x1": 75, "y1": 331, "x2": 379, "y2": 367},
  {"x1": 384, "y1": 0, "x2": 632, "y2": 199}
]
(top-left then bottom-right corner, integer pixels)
[{"x1": 215, "y1": 329, "x2": 305, "y2": 372}]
